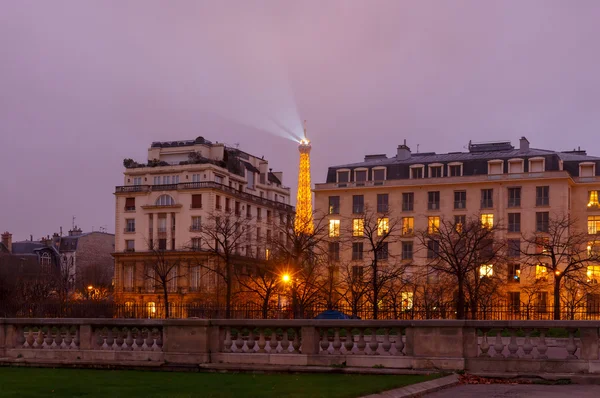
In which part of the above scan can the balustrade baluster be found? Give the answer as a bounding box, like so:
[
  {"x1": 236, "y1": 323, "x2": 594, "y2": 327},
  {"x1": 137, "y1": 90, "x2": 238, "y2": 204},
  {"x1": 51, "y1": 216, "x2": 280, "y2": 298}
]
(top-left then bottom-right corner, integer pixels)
[
  {"x1": 25, "y1": 330, "x2": 34, "y2": 348},
  {"x1": 155, "y1": 330, "x2": 163, "y2": 351},
  {"x1": 479, "y1": 329, "x2": 490, "y2": 357},
  {"x1": 507, "y1": 330, "x2": 519, "y2": 358},
  {"x1": 73, "y1": 329, "x2": 80, "y2": 349},
  {"x1": 566, "y1": 329, "x2": 578, "y2": 359},
  {"x1": 124, "y1": 330, "x2": 134, "y2": 351},
  {"x1": 50, "y1": 329, "x2": 58, "y2": 349},
  {"x1": 291, "y1": 329, "x2": 301, "y2": 353},
  {"x1": 368, "y1": 329, "x2": 379, "y2": 355},
  {"x1": 114, "y1": 330, "x2": 122, "y2": 350},
  {"x1": 44, "y1": 330, "x2": 53, "y2": 349},
  {"x1": 247, "y1": 330, "x2": 256, "y2": 353},
  {"x1": 134, "y1": 329, "x2": 144, "y2": 351},
  {"x1": 34, "y1": 330, "x2": 43, "y2": 349},
  {"x1": 223, "y1": 328, "x2": 233, "y2": 353},
  {"x1": 522, "y1": 329, "x2": 533, "y2": 359},
  {"x1": 59, "y1": 328, "x2": 68, "y2": 349},
  {"x1": 235, "y1": 330, "x2": 244, "y2": 352},
  {"x1": 493, "y1": 330, "x2": 505, "y2": 357},
  {"x1": 281, "y1": 330, "x2": 290, "y2": 354},
  {"x1": 381, "y1": 329, "x2": 391, "y2": 355},
  {"x1": 356, "y1": 329, "x2": 366, "y2": 355},
  {"x1": 64, "y1": 329, "x2": 72, "y2": 350},
  {"x1": 151, "y1": 329, "x2": 161, "y2": 352},
  {"x1": 536, "y1": 329, "x2": 548, "y2": 359},
  {"x1": 16, "y1": 327, "x2": 25, "y2": 348},
  {"x1": 257, "y1": 329, "x2": 267, "y2": 353},
  {"x1": 344, "y1": 329, "x2": 354, "y2": 354},
  {"x1": 394, "y1": 328, "x2": 405, "y2": 356},
  {"x1": 332, "y1": 329, "x2": 342, "y2": 355},
  {"x1": 320, "y1": 329, "x2": 330, "y2": 354},
  {"x1": 145, "y1": 329, "x2": 154, "y2": 351},
  {"x1": 269, "y1": 331, "x2": 278, "y2": 353}
]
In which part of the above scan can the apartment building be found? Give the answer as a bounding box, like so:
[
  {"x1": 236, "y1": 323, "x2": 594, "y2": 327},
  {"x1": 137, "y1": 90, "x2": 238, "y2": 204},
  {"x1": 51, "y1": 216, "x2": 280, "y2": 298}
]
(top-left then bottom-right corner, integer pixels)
[
  {"x1": 113, "y1": 137, "x2": 293, "y2": 314},
  {"x1": 314, "y1": 137, "x2": 600, "y2": 312}
]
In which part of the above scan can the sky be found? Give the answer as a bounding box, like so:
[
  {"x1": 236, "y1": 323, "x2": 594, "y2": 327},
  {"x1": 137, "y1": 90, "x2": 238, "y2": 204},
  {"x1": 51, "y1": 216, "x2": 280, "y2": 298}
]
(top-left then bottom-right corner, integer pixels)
[{"x1": 1, "y1": 1, "x2": 600, "y2": 241}]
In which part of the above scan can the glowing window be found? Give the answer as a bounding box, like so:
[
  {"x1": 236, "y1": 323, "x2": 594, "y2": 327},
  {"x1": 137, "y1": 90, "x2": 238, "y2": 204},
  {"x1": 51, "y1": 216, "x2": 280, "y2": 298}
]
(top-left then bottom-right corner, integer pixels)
[
  {"x1": 155, "y1": 194, "x2": 175, "y2": 206},
  {"x1": 589, "y1": 191, "x2": 600, "y2": 208},
  {"x1": 428, "y1": 216, "x2": 440, "y2": 234},
  {"x1": 353, "y1": 219, "x2": 364, "y2": 237},
  {"x1": 587, "y1": 265, "x2": 600, "y2": 283},
  {"x1": 589, "y1": 216, "x2": 600, "y2": 234},
  {"x1": 588, "y1": 242, "x2": 600, "y2": 258},
  {"x1": 265, "y1": 248, "x2": 270, "y2": 261},
  {"x1": 377, "y1": 218, "x2": 389, "y2": 236},
  {"x1": 536, "y1": 264, "x2": 548, "y2": 279},
  {"x1": 146, "y1": 302, "x2": 157, "y2": 318},
  {"x1": 402, "y1": 217, "x2": 414, "y2": 235},
  {"x1": 329, "y1": 220, "x2": 340, "y2": 238},
  {"x1": 481, "y1": 214, "x2": 494, "y2": 229},
  {"x1": 401, "y1": 292, "x2": 414, "y2": 310},
  {"x1": 479, "y1": 264, "x2": 493, "y2": 278}
]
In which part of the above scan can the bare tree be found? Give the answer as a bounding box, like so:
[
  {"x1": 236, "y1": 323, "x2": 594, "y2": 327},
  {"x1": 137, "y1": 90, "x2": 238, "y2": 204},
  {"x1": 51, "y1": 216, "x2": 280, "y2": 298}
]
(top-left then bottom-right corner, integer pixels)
[
  {"x1": 344, "y1": 206, "x2": 406, "y2": 319},
  {"x1": 521, "y1": 213, "x2": 600, "y2": 320},
  {"x1": 143, "y1": 242, "x2": 181, "y2": 318},
  {"x1": 193, "y1": 209, "x2": 252, "y2": 318},
  {"x1": 235, "y1": 262, "x2": 281, "y2": 319},
  {"x1": 337, "y1": 259, "x2": 370, "y2": 318},
  {"x1": 416, "y1": 215, "x2": 506, "y2": 319}
]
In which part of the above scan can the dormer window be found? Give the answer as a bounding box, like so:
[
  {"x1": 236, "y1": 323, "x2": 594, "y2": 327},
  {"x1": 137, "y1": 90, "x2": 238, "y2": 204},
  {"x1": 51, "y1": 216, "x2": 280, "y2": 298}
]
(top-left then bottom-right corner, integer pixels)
[
  {"x1": 410, "y1": 165, "x2": 424, "y2": 179},
  {"x1": 529, "y1": 157, "x2": 545, "y2": 173},
  {"x1": 337, "y1": 170, "x2": 350, "y2": 183},
  {"x1": 373, "y1": 167, "x2": 386, "y2": 181},
  {"x1": 448, "y1": 163, "x2": 463, "y2": 177},
  {"x1": 487, "y1": 160, "x2": 503, "y2": 175},
  {"x1": 354, "y1": 169, "x2": 368, "y2": 183},
  {"x1": 580, "y1": 162, "x2": 596, "y2": 177},
  {"x1": 428, "y1": 164, "x2": 443, "y2": 178},
  {"x1": 508, "y1": 159, "x2": 524, "y2": 174}
]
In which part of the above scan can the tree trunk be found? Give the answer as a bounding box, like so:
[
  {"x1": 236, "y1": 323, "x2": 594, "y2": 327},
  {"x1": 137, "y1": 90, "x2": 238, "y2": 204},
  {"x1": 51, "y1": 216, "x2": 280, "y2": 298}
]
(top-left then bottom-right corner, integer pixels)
[
  {"x1": 553, "y1": 275, "x2": 562, "y2": 320},
  {"x1": 372, "y1": 260, "x2": 379, "y2": 320},
  {"x1": 163, "y1": 284, "x2": 169, "y2": 319},
  {"x1": 225, "y1": 260, "x2": 232, "y2": 319},
  {"x1": 456, "y1": 277, "x2": 466, "y2": 319},
  {"x1": 262, "y1": 295, "x2": 269, "y2": 319}
]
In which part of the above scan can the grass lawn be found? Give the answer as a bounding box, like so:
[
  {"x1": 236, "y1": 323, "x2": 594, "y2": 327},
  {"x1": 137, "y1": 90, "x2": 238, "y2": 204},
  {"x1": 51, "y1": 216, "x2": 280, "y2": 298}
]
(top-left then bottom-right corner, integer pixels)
[{"x1": 0, "y1": 367, "x2": 440, "y2": 398}]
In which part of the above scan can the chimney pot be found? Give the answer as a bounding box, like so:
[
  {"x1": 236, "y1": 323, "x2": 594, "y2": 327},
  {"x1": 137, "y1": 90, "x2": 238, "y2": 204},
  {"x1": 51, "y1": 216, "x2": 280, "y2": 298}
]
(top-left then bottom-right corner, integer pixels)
[
  {"x1": 1, "y1": 231, "x2": 12, "y2": 253},
  {"x1": 396, "y1": 140, "x2": 411, "y2": 161},
  {"x1": 519, "y1": 136, "x2": 530, "y2": 151}
]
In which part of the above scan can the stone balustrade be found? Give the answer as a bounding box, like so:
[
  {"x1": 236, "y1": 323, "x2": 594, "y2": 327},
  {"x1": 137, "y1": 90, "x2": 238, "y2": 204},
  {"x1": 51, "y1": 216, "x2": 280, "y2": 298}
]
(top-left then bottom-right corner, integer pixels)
[{"x1": 2, "y1": 319, "x2": 600, "y2": 374}]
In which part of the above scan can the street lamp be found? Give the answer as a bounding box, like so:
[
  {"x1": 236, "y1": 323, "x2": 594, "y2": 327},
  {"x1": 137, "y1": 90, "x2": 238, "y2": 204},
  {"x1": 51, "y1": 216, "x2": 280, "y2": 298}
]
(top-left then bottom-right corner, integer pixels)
[{"x1": 282, "y1": 274, "x2": 290, "y2": 283}]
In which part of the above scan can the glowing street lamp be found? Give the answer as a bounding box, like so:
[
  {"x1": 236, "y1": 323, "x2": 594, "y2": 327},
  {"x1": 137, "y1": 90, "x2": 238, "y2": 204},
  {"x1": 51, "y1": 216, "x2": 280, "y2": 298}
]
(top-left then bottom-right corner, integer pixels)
[{"x1": 282, "y1": 274, "x2": 290, "y2": 283}]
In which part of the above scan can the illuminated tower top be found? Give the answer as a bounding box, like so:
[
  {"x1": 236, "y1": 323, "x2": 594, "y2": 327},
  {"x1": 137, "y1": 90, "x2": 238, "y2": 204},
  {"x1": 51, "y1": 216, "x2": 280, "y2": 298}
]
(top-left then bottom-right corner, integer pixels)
[{"x1": 294, "y1": 120, "x2": 314, "y2": 235}]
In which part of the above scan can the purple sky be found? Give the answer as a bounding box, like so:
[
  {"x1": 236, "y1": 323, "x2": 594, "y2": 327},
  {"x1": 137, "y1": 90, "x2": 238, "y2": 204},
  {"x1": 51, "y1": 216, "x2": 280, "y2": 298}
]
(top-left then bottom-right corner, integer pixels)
[{"x1": 2, "y1": 1, "x2": 600, "y2": 241}]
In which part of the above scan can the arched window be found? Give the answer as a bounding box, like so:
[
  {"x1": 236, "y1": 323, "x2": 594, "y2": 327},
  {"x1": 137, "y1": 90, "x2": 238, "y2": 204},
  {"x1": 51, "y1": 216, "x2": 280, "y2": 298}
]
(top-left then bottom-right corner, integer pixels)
[
  {"x1": 146, "y1": 302, "x2": 157, "y2": 318},
  {"x1": 155, "y1": 195, "x2": 175, "y2": 206},
  {"x1": 40, "y1": 252, "x2": 52, "y2": 272}
]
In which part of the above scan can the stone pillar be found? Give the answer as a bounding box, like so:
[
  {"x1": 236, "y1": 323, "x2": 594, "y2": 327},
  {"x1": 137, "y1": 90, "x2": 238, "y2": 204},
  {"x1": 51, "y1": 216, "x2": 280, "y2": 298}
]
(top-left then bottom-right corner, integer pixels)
[
  {"x1": 163, "y1": 322, "x2": 211, "y2": 364},
  {"x1": 79, "y1": 324, "x2": 93, "y2": 350},
  {"x1": 580, "y1": 327, "x2": 599, "y2": 360},
  {"x1": 166, "y1": 213, "x2": 172, "y2": 250},
  {"x1": 300, "y1": 326, "x2": 320, "y2": 355},
  {"x1": 0, "y1": 320, "x2": 6, "y2": 356},
  {"x1": 152, "y1": 213, "x2": 158, "y2": 249}
]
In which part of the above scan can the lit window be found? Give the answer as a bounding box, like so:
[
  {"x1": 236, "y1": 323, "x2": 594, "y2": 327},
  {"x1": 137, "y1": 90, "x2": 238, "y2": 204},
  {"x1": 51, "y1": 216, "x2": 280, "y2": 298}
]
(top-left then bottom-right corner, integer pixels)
[
  {"x1": 265, "y1": 248, "x2": 270, "y2": 261},
  {"x1": 588, "y1": 242, "x2": 600, "y2": 258},
  {"x1": 377, "y1": 218, "x2": 389, "y2": 236},
  {"x1": 401, "y1": 292, "x2": 414, "y2": 310},
  {"x1": 589, "y1": 216, "x2": 600, "y2": 234},
  {"x1": 589, "y1": 191, "x2": 600, "y2": 208},
  {"x1": 146, "y1": 302, "x2": 157, "y2": 318},
  {"x1": 536, "y1": 237, "x2": 550, "y2": 254},
  {"x1": 587, "y1": 265, "x2": 600, "y2": 283},
  {"x1": 536, "y1": 264, "x2": 548, "y2": 280},
  {"x1": 353, "y1": 219, "x2": 364, "y2": 237},
  {"x1": 481, "y1": 214, "x2": 494, "y2": 229},
  {"x1": 428, "y1": 216, "x2": 440, "y2": 234},
  {"x1": 329, "y1": 220, "x2": 340, "y2": 238},
  {"x1": 402, "y1": 217, "x2": 414, "y2": 235},
  {"x1": 479, "y1": 264, "x2": 494, "y2": 278}
]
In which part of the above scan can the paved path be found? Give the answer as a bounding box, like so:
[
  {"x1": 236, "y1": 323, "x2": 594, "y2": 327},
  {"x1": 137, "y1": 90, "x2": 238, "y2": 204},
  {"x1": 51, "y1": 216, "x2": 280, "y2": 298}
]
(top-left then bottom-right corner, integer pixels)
[{"x1": 426, "y1": 384, "x2": 600, "y2": 397}]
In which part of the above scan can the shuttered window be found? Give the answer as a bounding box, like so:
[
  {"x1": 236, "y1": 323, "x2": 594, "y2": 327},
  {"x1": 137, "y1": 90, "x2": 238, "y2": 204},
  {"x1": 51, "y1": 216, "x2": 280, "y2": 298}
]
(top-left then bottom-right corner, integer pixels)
[
  {"x1": 191, "y1": 194, "x2": 202, "y2": 209},
  {"x1": 125, "y1": 197, "x2": 135, "y2": 211}
]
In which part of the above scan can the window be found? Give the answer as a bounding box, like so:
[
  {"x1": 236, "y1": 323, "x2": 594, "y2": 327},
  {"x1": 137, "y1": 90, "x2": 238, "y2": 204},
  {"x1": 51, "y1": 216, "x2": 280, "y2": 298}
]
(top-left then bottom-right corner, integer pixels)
[
  {"x1": 337, "y1": 170, "x2": 349, "y2": 183},
  {"x1": 162, "y1": 176, "x2": 170, "y2": 185},
  {"x1": 587, "y1": 265, "x2": 600, "y2": 283},
  {"x1": 191, "y1": 216, "x2": 201, "y2": 231},
  {"x1": 329, "y1": 242, "x2": 340, "y2": 261},
  {"x1": 373, "y1": 168, "x2": 385, "y2": 181},
  {"x1": 155, "y1": 195, "x2": 175, "y2": 206},
  {"x1": 508, "y1": 213, "x2": 521, "y2": 233},
  {"x1": 402, "y1": 241, "x2": 413, "y2": 260},
  {"x1": 427, "y1": 240, "x2": 439, "y2": 259},
  {"x1": 529, "y1": 158, "x2": 545, "y2": 173},
  {"x1": 352, "y1": 242, "x2": 363, "y2": 261},
  {"x1": 146, "y1": 302, "x2": 157, "y2": 318},
  {"x1": 429, "y1": 165, "x2": 442, "y2": 178},
  {"x1": 376, "y1": 242, "x2": 389, "y2": 260},
  {"x1": 508, "y1": 239, "x2": 520, "y2": 258},
  {"x1": 329, "y1": 196, "x2": 340, "y2": 214},
  {"x1": 428, "y1": 191, "x2": 440, "y2": 210},
  {"x1": 481, "y1": 214, "x2": 494, "y2": 229},
  {"x1": 153, "y1": 176, "x2": 161, "y2": 185},
  {"x1": 536, "y1": 264, "x2": 548, "y2": 280},
  {"x1": 191, "y1": 194, "x2": 202, "y2": 209},
  {"x1": 246, "y1": 205, "x2": 252, "y2": 218},
  {"x1": 168, "y1": 267, "x2": 177, "y2": 292},
  {"x1": 454, "y1": 191, "x2": 466, "y2": 209},
  {"x1": 355, "y1": 169, "x2": 367, "y2": 183},
  {"x1": 247, "y1": 171, "x2": 255, "y2": 189},
  {"x1": 536, "y1": 292, "x2": 548, "y2": 313},
  {"x1": 536, "y1": 186, "x2": 549, "y2": 206},
  {"x1": 225, "y1": 198, "x2": 231, "y2": 212},
  {"x1": 190, "y1": 266, "x2": 201, "y2": 291},
  {"x1": 449, "y1": 164, "x2": 462, "y2": 177},
  {"x1": 508, "y1": 187, "x2": 521, "y2": 208},
  {"x1": 401, "y1": 292, "x2": 414, "y2": 310},
  {"x1": 377, "y1": 218, "x2": 389, "y2": 236},
  {"x1": 536, "y1": 212, "x2": 549, "y2": 232},
  {"x1": 329, "y1": 220, "x2": 340, "y2": 237},
  {"x1": 508, "y1": 292, "x2": 520, "y2": 313},
  {"x1": 352, "y1": 266, "x2": 364, "y2": 281},
  {"x1": 235, "y1": 201, "x2": 241, "y2": 215},
  {"x1": 123, "y1": 265, "x2": 134, "y2": 290},
  {"x1": 126, "y1": 219, "x2": 135, "y2": 233},
  {"x1": 587, "y1": 294, "x2": 600, "y2": 314},
  {"x1": 352, "y1": 195, "x2": 364, "y2": 214},
  {"x1": 428, "y1": 216, "x2": 440, "y2": 234},
  {"x1": 508, "y1": 264, "x2": 520, "y2": 283},
  {"x1": 157, "y1": 215, "x2": 167, "y2": 233},
  {"x1": 377, "y1": 194, "x2": 389, "y2": 213},
  {"x1": 402, "y1": 192, "x2": 414, "y2": 211},
  {"x1": 352, "y1": 218, "x2": 364, "y2": 237},
  {"x1": 216, "y1": 195, "x2": 221, "y2": 210},
  {"x1": 191, "y1": 238, "x2": 201, "y2": 250},
  {"x1": 256, "y1": 208, "x2": 262, "y2": 221},
  {"x1": 214, "y1": 175, "x2": 223, "y2": 184},
  {"x1": 125, "y1": 197, "x2": 135, "y2": 211},
  {"x1": 454, "y1": 215, "x2": 466, "y2": 232},
  {"x1": 126, "y1": 240, "x2": 135, "y2": 252},
  {"x1": 588, "y1": 242, "x2": 600, "y2": 258},
  {"x1": 479, "y1": 264, "x2": 493, "y2": 278},
  {"x1": 133, "y1": 177, "x2": 142, "y2": 185},
  {"x1": 481, "y1": 189, "x2": 493, "y2": 209},
  {"x1": 158, "y1": 238, "x2": 167, "y2": 251},
  {"x1": 192, "y1": 173, "x2": 201, "y2": 183},
  {"x1": 589, "y1": 216, "x2": 600, "y2": 234},
  {"x1": 488, "y1": 160, "x2": 503, "y2": 175},
  {"x1": 589, "y1": 191, "x2": 600, "y2": 208},
  {"x1": 508, "y1": 159, "x2": 524, "y2": 174},
  {"x1": 402, "y1": 217, "x2": 414, "y2": 235},
  {"x1": 173, "y1": 175, "x2": 179, "y2": 184},
  {"x1": 411, "y1": 166, "x2": 424, "y2": 179}
]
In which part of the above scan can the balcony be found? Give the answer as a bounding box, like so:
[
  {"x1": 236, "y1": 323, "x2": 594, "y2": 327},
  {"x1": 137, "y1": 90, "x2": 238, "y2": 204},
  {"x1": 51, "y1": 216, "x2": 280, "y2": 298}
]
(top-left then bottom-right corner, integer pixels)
[
  {"x1": 481, "y1": 200, "x2": 494, "y2": 209},
  {"x1": 116, "y1": 181, "x2": 294, "y2": 212}
]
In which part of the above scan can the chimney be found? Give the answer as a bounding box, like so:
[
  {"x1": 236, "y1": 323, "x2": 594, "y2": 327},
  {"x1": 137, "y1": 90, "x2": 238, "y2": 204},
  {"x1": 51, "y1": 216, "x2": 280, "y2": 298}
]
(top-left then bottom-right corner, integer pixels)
[
  {"x1": 396, "y1": 139, "x2": 411, "y2": 161},
  {"x1": 68, "y1": 227, "x2": 82, "y2": 237},
  {"x1": 519, "y1": 136, "x2": 530, "y2": 151},
  {"x1": 1, "y1": 232, "x2": 12, "y2": 253}
]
